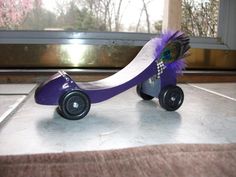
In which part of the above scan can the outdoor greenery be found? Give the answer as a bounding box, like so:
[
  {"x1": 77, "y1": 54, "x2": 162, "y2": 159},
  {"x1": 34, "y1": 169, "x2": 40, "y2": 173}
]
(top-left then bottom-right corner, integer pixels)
[
  {"x1": 0, "y1": 0, "x2": 220, "y2": 37},
  {"x1": 181, "y1": 0, "x2": 220, "y2": 37}
]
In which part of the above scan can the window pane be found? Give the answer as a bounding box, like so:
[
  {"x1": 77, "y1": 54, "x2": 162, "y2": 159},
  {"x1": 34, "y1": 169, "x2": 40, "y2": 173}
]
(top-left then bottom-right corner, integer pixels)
[
  {"x1": 0, "y1": 44, "x2": 141, "y2": 68},
  {"x1": 0, "y1": 0, "x2": 164, "y2": 33},
  {"x1": 181, "y1": 0, "x2": 220, "y2": 37}
]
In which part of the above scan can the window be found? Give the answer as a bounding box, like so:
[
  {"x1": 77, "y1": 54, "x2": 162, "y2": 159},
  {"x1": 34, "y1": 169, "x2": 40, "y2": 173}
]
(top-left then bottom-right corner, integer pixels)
[
  {"x1": 0, "y1": 0, "x2": 164, "y2": 34},
  {"x1": 0, "y1": 0, "x2": 227, "y2": 39},
  {"x1": 0, "y1": 0, "x2": 235, "y2": 71},
  {"x1": 181, "y1": 0, "x2": 220, "y2": 38}
]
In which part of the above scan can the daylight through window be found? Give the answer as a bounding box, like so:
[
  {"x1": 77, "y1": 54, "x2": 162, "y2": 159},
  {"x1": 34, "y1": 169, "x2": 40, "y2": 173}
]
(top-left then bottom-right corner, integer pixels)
[
  {"x1": 0, "y1": 0, "x2": 164, "y2": 33},
  {"x1": 0, "y1": 0, "x2": 220, "y2": 37},
  {"x1": 181, "y1": 0, "x2": 220, "y2": 37}
]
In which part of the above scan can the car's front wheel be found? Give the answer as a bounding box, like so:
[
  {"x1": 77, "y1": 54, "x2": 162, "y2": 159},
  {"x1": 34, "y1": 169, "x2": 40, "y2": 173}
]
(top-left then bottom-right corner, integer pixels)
[{"x1": 58, "y1": 90, "x2": 91, "y2": 120}]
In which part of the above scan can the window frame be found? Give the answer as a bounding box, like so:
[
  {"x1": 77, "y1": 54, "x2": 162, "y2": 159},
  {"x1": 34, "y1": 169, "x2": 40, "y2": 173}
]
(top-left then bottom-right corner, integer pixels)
[
  {"x1": 0, "y1": 0, "x2": 235, "y2": 50},
  {"x1": 217, "y1": 0, "x2": 236, "y2": 50},
  {"x1": 0, "y1": 31, "x2": 155, "y2": 46}
]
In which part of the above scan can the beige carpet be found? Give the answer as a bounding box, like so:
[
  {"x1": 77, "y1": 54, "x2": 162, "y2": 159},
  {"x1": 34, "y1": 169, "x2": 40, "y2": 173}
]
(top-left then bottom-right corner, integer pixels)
[{"x1": 1, "y1": 144, "x2": 236, "y2": 177}]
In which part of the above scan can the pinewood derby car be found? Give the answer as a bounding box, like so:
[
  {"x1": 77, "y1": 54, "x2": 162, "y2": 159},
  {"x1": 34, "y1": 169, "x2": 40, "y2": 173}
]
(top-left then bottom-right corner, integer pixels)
[{"x1": 35, "y1": 31, "x2": 190, "y2": 120}]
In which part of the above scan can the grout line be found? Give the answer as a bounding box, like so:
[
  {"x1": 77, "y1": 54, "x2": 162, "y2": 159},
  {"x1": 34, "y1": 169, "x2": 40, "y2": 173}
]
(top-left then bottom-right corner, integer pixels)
[
  {"x1": 188, "y1": 84, "x2": 236, "y2": 102},
  {"x1": 0, "y1": 85, "x2": 38, "y2": 127},
  {"x1": 0, "y1": 96, "x2": 27, "y2": 124},
  {"x1": 0, "y1": 93, "x2": 28, "y2": 96}
]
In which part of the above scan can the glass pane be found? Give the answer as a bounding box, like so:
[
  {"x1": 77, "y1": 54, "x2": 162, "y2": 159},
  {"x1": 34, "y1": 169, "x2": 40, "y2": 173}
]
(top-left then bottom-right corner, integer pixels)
[
  {"x1": 181, "y1": 0, "x2": 220, "y2": 37},
  {"x1": 0, "y1": 44, "x2": 141, "y2": 68},
  {"x1": 0, "y1": 0, "x2": 164, "y2": 33},
  {"x1": 1, "y1": 44, "x2": 236, "y2": 70}
]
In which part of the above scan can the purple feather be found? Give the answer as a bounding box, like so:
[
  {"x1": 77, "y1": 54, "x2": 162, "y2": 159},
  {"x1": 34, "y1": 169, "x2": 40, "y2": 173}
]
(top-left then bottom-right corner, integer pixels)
[{"x1": 154, "y1": 31, "x2": 189, "y2": 75}]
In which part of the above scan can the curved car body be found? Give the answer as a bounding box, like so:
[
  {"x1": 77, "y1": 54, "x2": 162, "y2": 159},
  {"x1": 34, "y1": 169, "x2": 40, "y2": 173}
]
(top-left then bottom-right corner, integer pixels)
[{"x1": 35, "y1": 31, "x2": 190, "y2": 120}]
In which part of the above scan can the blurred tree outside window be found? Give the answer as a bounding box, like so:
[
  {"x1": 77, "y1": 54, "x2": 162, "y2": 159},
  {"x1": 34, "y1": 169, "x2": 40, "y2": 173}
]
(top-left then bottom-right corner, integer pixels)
[
  {"x1": 181, "y1": 0, "x2": 220, "y2": 37},
  {"x1": 0, "y1": 0, "x2": 220, "y2": 37},
  {"x1": 0, "y1": 0, "x2": 34, "y2": 29},
  {"x1": 0, "y1": 0, "x2": 164, "y2": 34}
]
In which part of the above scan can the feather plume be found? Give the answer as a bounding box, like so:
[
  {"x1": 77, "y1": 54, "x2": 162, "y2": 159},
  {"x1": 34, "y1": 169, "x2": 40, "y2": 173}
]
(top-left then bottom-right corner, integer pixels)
[{"x1": 154, "y1": 31, "x2": 190, "y2": 74}]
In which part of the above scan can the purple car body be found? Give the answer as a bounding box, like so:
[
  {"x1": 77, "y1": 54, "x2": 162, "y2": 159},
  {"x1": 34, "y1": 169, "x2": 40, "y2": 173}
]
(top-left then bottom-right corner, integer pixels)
[
  {"x1": 35, "y1": 71, "x2": 78, "y2": 105},
  {"x1": 35, "y1": 31, "x2": 190, "y2": 120},
  {"x1": 35, "y1": 66, "x2": 175, "y2": 105}
]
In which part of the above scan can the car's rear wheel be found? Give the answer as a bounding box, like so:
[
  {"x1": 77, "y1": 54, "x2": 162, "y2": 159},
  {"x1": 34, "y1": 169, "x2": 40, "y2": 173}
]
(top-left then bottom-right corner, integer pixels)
[
  {"x1": 159, "y1": 85, "x2": 184, "y2": 111},
  {"x1": 58, "y1": 90, "x2": 91, "y2": 120}
]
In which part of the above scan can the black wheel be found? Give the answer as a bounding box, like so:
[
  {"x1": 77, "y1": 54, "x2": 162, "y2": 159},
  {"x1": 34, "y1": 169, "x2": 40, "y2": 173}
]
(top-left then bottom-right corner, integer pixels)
[
  {"x1": 159, "y1": 85, "x2": 184, "y2": 111},
  {"x1": 136, "y1": 84, "x2": 154, "y2": 100},
  {"x1": 58, "y1": 90, "x2": 91, "y2": 120}
]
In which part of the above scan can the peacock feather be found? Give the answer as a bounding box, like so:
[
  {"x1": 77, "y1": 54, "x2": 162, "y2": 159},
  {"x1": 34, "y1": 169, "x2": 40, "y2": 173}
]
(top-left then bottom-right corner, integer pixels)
[{"x1": 155, "y1": 31, "x2": 190, "y2": 75}]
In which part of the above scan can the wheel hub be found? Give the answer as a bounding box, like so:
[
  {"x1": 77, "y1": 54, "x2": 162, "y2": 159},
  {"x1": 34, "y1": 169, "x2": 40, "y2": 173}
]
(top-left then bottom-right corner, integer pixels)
[
  {"x1": 171, "y1": 96, "x2": 176, "y2": 101},
  {"x1": 73, "y1": 102, "x2": 79, "y2": 109},
  {"x1": 66, "y1": 96, "x2": 85, "y2": 115}
]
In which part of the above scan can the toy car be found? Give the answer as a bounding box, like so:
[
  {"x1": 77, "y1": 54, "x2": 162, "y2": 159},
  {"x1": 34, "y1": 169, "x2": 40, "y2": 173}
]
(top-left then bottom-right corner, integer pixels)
[{"x1": 35, "y1": 31, "x2": 190, "y2": 120}]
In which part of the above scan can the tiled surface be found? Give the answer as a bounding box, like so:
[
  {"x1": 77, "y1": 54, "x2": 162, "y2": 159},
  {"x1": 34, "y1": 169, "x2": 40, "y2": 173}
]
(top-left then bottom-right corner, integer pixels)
[
  {"x1": 0, "y1": 84, "x2": 35, "y2": 125},
  {"x1": 0, "y1": 95, "x2": 25, "y2": 121},
  {"x1": 192, "y1": 83, "x2": 236, "y2": 99},
  {"x1": 0, "y1": 84, "x2": 36, "y2": 94},
  {"x1": 0, "y1": 83, "x2": 236, "y2": 155}
]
